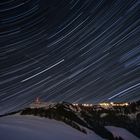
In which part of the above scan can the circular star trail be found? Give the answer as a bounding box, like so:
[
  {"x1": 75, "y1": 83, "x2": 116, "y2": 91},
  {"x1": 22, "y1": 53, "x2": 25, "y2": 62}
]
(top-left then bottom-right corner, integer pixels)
[{"x1": 0, "y1": 0, "x2": 140, "y2": 114}]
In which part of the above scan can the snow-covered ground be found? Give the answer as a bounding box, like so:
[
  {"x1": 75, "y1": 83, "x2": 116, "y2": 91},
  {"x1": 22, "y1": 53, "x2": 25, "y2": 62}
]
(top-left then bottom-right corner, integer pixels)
[
  {"x1": 0, "y1": 115, "x2": 104, "y2": 140},
  {"x1": 106, "y1": 126, "x2": 140, "y2": 140}
]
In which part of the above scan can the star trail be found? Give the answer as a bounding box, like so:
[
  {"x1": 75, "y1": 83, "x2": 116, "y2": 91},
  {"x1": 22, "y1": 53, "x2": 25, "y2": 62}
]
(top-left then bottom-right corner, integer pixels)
[{"x1": 0, "y1": 0, "x2": 140, "y2": 114}]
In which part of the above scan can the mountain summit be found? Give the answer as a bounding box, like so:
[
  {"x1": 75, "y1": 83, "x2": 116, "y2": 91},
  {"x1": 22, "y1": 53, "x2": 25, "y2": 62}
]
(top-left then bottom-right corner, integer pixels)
[{"x1": 18, "y1": 101, "x2": 140, "y2": 140}]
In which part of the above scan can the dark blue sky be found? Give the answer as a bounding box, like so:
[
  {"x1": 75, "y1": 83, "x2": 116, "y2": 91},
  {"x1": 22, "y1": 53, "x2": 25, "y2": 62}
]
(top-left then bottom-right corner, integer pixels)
[{"x1": 0, "y1": 0, "x2": 140, "y2": 114}]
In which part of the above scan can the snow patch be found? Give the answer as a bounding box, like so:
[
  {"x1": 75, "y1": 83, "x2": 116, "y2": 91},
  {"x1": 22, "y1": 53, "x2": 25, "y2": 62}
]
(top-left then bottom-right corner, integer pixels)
[
  {"x1": 0, "y1": 115, "x2": 104, "y2": 140},
  {"x1": 106, "y1": 126, "x2": 140, "y2": 140}
]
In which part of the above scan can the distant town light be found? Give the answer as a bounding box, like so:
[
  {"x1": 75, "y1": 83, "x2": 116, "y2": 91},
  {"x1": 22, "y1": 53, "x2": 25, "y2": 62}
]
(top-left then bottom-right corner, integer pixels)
[{"x1": 72, "y1": 102, "x2": 129, "y2": 107}]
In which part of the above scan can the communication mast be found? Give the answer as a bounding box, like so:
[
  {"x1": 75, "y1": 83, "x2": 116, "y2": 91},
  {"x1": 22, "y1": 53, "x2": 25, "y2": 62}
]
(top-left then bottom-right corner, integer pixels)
[{"x1": 35, "y1": 97, "x2": 41, "y2": 108}]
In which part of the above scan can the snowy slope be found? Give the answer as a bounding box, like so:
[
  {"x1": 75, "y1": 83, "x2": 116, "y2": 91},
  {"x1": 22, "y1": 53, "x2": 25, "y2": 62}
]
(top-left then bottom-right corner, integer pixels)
[
  {"x1": 0, "y1": 115, "x2": 104, "y2": 140},
  {"x1": 106, "y1": 126, "x2": 140, "y2": 140}
]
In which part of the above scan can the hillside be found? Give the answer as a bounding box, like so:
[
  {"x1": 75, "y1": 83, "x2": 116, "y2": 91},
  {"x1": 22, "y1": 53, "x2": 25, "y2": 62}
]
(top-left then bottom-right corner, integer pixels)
[
  {"x1": 18, "y1": 101, "x2": 140, "y2": 139},
  {"x1": 0, "y1": 101, "x2": 140, "y2": 140},
  {"x1": 0, "y1": 115, "x2": 103, "y2": 140}
]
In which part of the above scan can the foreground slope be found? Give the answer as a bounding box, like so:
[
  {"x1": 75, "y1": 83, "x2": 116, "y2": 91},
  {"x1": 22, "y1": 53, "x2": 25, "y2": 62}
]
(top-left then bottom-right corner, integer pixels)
[
  {"x1": 20, "y1": 101, "x2": 140, "y2": 139},
  {"x1": 0, "y1": 115, "x2": 104, "y2": 140},
  {"x1": 0, "y1": 101, "x2": 140, "y2": 140}
]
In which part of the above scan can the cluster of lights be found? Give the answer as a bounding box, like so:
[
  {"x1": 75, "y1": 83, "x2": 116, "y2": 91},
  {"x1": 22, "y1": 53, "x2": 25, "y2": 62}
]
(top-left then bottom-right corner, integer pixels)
[
  {"x1": 99, "y1": 102, "x2": 129, "y2": 107},
  {"x1": 73, "y1": 103, "x2": 93, "y2": 107},
  {"x1": 82, "y1": 104, "x2": 93, "y2": 107},
  {"x1": 33, "y1": 98, "x2": 129, "y2": 108},
  {"x1": 73, "y1": 102, "x2": 129, "y2": 107},
  {"x1": 73, "y1": 104, "x2": 78, "y2": 106},
  {"x1": 99, "y1": 103, "x2": 110, "y2": 107}
]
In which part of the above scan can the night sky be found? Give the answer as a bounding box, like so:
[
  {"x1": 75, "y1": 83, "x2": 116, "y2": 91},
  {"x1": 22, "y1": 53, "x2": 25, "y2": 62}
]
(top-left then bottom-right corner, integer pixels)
[{"x1": 0, "y1": 0, "x2": 140, "y2": 114}]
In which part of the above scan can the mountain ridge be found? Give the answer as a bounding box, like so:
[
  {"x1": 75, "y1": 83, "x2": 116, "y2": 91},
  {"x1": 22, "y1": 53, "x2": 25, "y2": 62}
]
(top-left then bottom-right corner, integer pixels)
[{"x1": 1, "y1": 101, "x2": 140, "y2": 140}]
